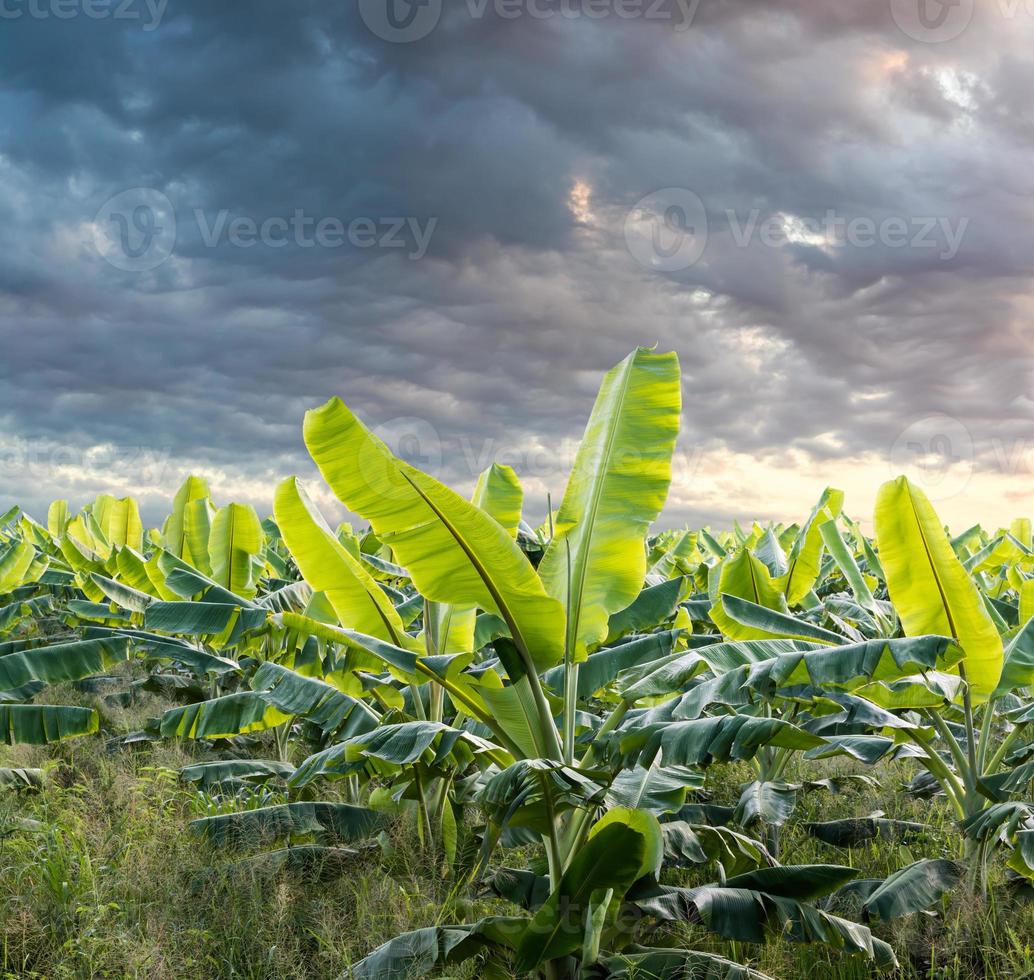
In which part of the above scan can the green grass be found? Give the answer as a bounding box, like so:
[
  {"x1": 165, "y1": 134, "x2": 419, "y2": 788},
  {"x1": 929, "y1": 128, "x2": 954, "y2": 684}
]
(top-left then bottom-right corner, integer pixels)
[
  {"x1": 669, "y1": 758, "x2": 1034, "y2": 980},
  {"x1": 4, "y1": 693, "x2": 1034, "y2": 979},
  {"x1": 0, "y1": 685, "x2": 487, "y2": 979}
]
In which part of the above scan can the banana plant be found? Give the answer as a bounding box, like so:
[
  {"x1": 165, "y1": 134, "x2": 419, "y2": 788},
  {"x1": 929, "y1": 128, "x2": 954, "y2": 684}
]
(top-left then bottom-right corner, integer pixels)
[
  {"x1": 273, "y1": 349, "x2": 893, "y2": 978},
  {"x1": 868, "y1": 477, "x2": 1016, "y2": 893},
  {"x1": 0, "y1": 509, "x2": 117, "y2": 747}
]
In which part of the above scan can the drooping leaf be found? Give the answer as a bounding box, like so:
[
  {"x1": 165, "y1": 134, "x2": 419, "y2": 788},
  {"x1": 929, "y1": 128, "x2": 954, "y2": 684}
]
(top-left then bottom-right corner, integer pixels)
[
  {"x1": 0, "y1": 705, "x2": 98, "y2": 745},
  {"x1": 180, "y1": 759, "x2": 295, "y2": 789},
  {"x1": 617, "y1": 715, "x2": 824, "y2": 769},
  {"x1": 734, "y1": 780, "x2": 800, "y2": 828},
  {"x1": 251, "y1": 661, "x2": 380, "y2": 736},
  {"x1": 160, "y1": 692, "x2": 290, "y2": 739},
  {"x1": 349, "y1": 919, "x2": 520, "y2": 980},
  {"x1": 0, "y1": 767, "x2": 43, "y2": 790},
  {"x1": 190, "y1": 801, "x2": 386, "y2": 848},
  {"x1": 804, "y1": 816, "x2": 926, "y2": 848},
  {"x1": 594, "y1": 948, "x2": 776, "y2": 980},
  {"x1": 861, "y1": 859, "x2": 963, "y2": 921},
  {"x1": 0, "y1": 637, "x2": 130, "y2": 695},
  {"x1": 304, "y1": 396, "x2": 565, "y2": 671},
  {"x1": 606, "y1": 763, "x2": 704, "y2": 814}
]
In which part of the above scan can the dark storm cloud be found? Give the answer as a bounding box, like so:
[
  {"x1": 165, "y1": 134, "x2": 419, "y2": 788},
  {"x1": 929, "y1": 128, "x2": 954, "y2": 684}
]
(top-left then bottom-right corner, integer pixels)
[{"x1": 1, "y1": 0, "x2": 1033, "y2": 528}]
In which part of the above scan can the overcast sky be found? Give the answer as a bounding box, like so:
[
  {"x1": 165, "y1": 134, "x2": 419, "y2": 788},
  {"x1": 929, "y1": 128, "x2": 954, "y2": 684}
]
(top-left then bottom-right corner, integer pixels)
[{"x1": 1, "y1": 0, "x2": 1033, "y2": 532}]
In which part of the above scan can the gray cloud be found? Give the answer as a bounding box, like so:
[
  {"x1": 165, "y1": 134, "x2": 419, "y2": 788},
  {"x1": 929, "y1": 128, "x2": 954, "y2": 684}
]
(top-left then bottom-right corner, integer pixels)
[{"x1": 1, "y1": 0, "x2": 1033, "y2": 529}]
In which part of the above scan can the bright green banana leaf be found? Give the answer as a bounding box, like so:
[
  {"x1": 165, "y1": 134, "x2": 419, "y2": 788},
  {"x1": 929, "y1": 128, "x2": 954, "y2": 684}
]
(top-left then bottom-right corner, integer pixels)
[
  {"x1": 777, "y1": 488, "x2": 843, "y2": 605},
  {"x1": 0, "y1": 541, "x2": 36, "y2": 593},
  {"x1": 185, "y1": 497, "x2": 215, "y2": 576},
  {"x1": 274, "y1": 477, "x2": 413, "y2": 646},
  {"x1": 304, "y1": 396, "x2": 564, "y2": 671},
  {"x1": 114, "y1": 547, "x2": 164, "y2": 597},
  {"x1": 208, "y1": 502, "x2": 264, "y2": 598},
  {"x1": 709, "y1": 549, "x2": 789, "y2": 640},
  {"x1": 472, "y1": 463, "x2": 522, "y2": 538},
  {"x1": 819, "y1": 518, "x2": 886, "y2": 628},
  {"x1": 91, "y1": 573, "x2": 153, "y2": 614},
  {"x1": 47, "y1": 500, "x2": 70, "y2": 538},
  {"x1": 718, "y1": 595, "x2": 843, "y2": 645},
  {"x1": 875, "y1": 477, "x2": 1003, "y2": 702},
  {"x1": 96, "y1": 496, "x2": 143, "y2": 551},
  {"x1": 538, "y1": 347, "x2": 681, "y2": 659},
  {"x1": 164, "y1": 475, "x2": 211, "y2": 565}
]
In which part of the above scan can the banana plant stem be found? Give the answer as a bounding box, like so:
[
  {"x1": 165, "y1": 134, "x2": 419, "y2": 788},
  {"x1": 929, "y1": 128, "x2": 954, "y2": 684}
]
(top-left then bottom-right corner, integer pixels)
[
  {"x1": 922, "y1": 709, "x2": 972, "y2": 792},
  {"x1": 976, "y1": 699, "x2": 996, "y2": 773},
  {"x1": 906, "y1": 729, "x2": 965, "y2": 820},
  {"x1": 577, "y1": 699, "x2": 630, "y2": 770},
  {"x1": 986, "y1": 725, "x2": 1021, "y2": 775}
]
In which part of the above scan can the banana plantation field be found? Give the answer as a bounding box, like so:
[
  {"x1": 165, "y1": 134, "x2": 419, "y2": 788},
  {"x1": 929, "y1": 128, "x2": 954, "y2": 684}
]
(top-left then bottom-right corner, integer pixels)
[{"x1": 6, "y1": 348, "x2": 1034, "y2": 980}]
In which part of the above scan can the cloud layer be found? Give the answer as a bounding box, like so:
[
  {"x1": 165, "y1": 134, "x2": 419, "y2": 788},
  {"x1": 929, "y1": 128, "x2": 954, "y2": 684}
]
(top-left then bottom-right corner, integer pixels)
[{"x1": 2, "y1": 0, "x2": 1033, "y2": 531}]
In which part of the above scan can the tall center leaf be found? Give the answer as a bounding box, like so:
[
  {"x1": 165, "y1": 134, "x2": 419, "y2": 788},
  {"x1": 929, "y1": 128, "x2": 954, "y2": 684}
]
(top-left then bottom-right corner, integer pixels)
[{"x1": 539, "y1": 347, "x2": 681, "y2": 660}]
